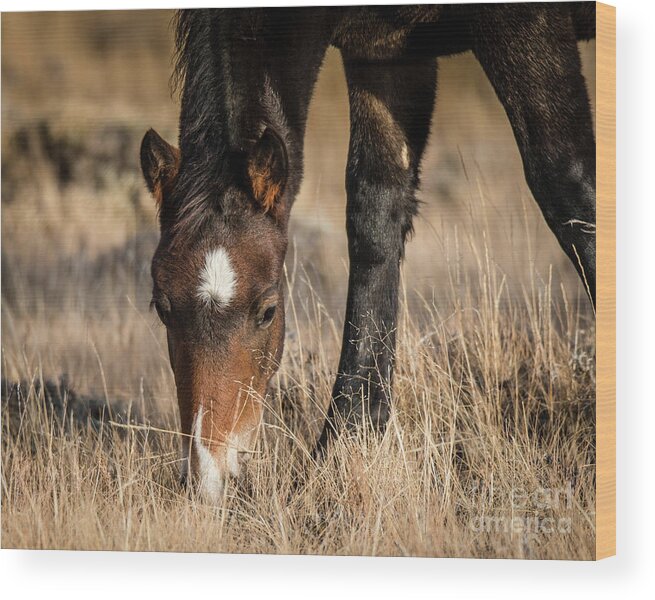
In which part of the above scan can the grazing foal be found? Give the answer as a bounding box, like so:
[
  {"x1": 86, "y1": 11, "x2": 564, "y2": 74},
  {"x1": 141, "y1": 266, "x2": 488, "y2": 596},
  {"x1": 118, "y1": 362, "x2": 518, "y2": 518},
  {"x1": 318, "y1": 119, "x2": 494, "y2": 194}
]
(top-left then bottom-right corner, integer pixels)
[{"x1": 140, "y1": 4, "x2": 596, "y2": 502}]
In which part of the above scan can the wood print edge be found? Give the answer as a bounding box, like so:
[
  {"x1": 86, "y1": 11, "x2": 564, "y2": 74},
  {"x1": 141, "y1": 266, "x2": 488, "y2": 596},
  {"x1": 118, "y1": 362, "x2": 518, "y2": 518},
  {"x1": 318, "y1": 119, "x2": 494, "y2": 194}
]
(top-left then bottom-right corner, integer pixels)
[{"x1": 595, "y1": 0, "x2": 616, "y2": 561}]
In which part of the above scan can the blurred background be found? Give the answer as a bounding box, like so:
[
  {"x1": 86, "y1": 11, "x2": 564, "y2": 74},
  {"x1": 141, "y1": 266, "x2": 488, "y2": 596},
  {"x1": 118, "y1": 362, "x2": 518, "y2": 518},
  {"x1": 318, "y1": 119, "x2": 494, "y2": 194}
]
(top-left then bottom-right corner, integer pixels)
[{"x1": 1, "y1": 10, "x2": 596, "y2": 406}]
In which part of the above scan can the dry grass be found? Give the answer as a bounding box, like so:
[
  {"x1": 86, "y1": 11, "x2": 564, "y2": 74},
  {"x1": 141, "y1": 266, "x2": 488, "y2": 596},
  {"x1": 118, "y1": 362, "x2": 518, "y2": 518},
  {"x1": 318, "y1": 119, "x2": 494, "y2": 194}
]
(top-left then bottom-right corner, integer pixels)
[
  {"x1": 2, "y1": 11, "x2": 596, "y2": 558},
  {"x1": 2, "y1": 254, "x2": 596, "y2": 557}
]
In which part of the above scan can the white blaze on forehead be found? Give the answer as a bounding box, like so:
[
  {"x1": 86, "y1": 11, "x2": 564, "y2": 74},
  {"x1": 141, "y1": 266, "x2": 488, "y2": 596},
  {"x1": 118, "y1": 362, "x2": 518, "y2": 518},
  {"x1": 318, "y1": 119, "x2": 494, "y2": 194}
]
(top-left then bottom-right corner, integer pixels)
[
  {"x1": 197, "y1": 247, "x2": 237, "y2": 307},
  {"x1": 193, "y1": 407, "x2": 224, "y2": 503}
]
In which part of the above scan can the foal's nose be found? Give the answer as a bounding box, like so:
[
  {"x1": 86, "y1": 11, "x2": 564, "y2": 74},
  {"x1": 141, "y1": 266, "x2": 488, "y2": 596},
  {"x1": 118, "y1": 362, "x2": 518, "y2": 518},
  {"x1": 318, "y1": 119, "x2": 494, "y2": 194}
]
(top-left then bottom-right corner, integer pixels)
[{"x1": 190, "y1": 406, "x2": 259, "y2": 503}]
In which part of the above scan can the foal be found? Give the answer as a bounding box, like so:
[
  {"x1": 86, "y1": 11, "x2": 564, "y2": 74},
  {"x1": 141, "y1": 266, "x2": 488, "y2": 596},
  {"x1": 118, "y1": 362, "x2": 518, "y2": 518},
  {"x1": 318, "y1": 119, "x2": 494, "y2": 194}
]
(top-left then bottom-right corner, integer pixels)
[{"x1": 140, "y1": 4, "x2": 596, "y2": 501}]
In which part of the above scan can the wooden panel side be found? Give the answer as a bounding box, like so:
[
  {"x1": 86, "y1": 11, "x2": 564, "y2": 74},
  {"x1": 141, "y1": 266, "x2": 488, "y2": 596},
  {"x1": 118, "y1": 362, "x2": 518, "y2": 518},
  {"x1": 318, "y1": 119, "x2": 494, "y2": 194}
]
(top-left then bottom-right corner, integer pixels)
[{"x1": 595, "y1": 1, "x2": 616, "y2": 561}]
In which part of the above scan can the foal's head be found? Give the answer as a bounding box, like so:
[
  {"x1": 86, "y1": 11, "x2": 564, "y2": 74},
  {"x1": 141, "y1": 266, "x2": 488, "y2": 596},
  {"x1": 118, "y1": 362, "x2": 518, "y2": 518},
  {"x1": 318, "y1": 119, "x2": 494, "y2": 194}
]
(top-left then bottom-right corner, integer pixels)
[{"x1": 140, "y1": 128, "x2": 289, "y2": 502}]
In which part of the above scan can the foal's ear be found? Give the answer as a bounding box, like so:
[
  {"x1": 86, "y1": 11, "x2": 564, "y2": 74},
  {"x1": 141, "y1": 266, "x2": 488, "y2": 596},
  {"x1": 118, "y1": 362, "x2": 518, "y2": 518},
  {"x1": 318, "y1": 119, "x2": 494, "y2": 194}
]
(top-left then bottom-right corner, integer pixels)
[
  {"x1": 140, "y1": 129, "x2": 180, "y2": 204},
  {"x1": 247, "y1": 128, "x2": 288, "y2": 214}
]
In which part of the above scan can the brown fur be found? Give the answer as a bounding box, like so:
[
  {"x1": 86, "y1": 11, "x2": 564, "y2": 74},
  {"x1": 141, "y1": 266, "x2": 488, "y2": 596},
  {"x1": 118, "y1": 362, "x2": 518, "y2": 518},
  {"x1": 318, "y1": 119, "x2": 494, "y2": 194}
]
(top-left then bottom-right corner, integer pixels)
[
  {"x1": 141, "y1": 131, "x2": 181, "y2": 207},
  {"x1": 156, "y1": 149, "x2": 181, "y2": 207},
  {"x1": 148, "y1": 220, "x2": 286, "y2": 490},
  {"x1": 142, "y1": 2, "x2": 597, "y2": 491},
  {"x1": 248, "y1": 157, "x2": 282, "y2": 212},
  {"x1": 170, "y1": 331, "x2": 268, "y2": 481}
]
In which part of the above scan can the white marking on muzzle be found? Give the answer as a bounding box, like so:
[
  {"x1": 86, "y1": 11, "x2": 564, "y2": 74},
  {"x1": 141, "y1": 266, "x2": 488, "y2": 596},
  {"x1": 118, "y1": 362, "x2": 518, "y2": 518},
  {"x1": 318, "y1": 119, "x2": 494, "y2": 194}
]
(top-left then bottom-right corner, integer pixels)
[
  {"x1": 197, "y1": 247, "x2": 237, "y2": 308},
  {"x1": 193, "y1": 407, "x2": 224, "y2": 503}
]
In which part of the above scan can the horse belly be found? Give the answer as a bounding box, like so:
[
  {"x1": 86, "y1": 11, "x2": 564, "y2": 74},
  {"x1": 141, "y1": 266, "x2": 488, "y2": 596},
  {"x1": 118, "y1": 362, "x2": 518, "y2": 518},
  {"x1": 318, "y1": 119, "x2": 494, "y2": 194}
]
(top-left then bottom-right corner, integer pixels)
[{"x1": 333, "y1": 5, "x2": 442, "y2": 60}]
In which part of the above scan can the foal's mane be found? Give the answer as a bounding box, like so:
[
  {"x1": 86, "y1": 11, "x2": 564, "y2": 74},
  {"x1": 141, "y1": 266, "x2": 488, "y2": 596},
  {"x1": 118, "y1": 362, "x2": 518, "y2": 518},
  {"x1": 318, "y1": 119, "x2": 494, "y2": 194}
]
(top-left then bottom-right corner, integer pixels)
[
  {"x1": 171, "y1": 10, "x2": 212, "y2": 111},
  {"x1": 168, "y1": 9, "x2": 300, "y2": 240},
  {"x1": 167, "y1": 10, "x2": 233, "y2": 240}
]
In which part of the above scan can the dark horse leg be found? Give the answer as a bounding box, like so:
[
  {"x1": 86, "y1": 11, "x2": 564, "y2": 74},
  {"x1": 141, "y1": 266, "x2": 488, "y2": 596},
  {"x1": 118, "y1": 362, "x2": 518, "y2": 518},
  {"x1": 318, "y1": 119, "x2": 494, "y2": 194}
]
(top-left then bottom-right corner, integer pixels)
[
  {"x1": 314, "y1": 53, "x2": 436, "y2": 454},
  {"x1": 472, "y1": 4, "x2": 596, "y2": 304}
]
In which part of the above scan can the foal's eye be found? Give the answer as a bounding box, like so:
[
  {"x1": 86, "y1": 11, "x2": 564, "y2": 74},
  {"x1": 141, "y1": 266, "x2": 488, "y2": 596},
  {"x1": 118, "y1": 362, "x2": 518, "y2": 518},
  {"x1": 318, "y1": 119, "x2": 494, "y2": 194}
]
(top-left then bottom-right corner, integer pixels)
[
  {"x1": 151, "y1": 297, "x2": 172, "y2": 326},
  {"x1": 257, "y1": 304, "x2": 277, "y2": 329}
]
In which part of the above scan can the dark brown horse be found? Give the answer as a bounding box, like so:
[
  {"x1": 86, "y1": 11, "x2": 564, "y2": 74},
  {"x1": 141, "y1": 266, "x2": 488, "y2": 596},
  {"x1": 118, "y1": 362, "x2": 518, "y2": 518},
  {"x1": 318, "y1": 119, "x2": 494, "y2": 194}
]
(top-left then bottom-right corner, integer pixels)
[{"x1": 140, "y1": 3, "x2": 596, "y2": 502}]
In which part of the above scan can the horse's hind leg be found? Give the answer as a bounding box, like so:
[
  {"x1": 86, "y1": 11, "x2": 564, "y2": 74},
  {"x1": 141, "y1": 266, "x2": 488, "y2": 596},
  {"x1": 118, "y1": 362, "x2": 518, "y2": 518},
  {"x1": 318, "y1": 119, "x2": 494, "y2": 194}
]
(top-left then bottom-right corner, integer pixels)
[
  {"x1": 314, "y1": 53, "x2": 436, "y2": 453},
  {"x1": 472, "y1": 4, "x2": 596, "y2": 305}
]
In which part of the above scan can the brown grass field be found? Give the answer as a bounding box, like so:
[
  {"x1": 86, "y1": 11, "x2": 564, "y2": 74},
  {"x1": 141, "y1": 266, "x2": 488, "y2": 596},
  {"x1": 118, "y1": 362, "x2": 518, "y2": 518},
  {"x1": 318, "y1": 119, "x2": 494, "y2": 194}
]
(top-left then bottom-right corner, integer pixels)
[{"x1": 1, "y1": 11, "x2": 597, "y2": 558}]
